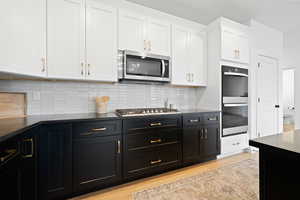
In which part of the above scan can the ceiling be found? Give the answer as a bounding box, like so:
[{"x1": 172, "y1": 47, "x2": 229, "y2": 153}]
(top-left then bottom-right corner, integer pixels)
[{"x1": 126, "y1": 0, "x2": 300, "y2": 33}]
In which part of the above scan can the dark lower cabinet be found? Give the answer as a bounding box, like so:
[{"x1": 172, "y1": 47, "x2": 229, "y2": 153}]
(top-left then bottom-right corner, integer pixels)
[
  {"x1": 38, "y1": 123, "x2": 72, "y2": 200},
  {"x1": 183, "y1": 113, "x2": 220, "y2": 164},
  {"x1": 0, "y1": 128, "x2": 38, "y2": 200},
  {"x1": 182, "y1": 127, "x2": 201, "y2": 163},
  {"x1": 200, "y1": 125, "x2": 220, "y2": 158},
  {"x1": 73, "y1": 135, "x2": 122, "y2": 193}
]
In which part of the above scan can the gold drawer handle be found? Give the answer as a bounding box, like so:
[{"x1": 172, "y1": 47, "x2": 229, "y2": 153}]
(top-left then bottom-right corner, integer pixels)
[
  {"x1": 150, "y1": 159, "x2": 162, "y2": 165},
  {"x1": 0, "y1": 149, "x2": 17, "y2": 162},
  {"x1": 92, "y1": 128, "x2": 107, "y2": 131},
  {"x1": 23, "y1": 138, "x2": 34, "y2": 158},
  {"x1": 150, "y1": 122, "x2": 162, "y2": 127},
  {"x1": 150, "y1": 139, "x2": 162, "y2": 144},
  {"x1": 208, "y1": 117, "x2": 218, "y2": 121}
]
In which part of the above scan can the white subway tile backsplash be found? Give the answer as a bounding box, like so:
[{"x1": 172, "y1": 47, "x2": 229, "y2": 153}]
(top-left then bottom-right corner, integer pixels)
[{"x1": 0, "y1": 80, "x2": 202, "y2": 115}]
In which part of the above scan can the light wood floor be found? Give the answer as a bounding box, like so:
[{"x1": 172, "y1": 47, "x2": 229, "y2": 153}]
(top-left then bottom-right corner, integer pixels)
[{"x1": 71, "y1": 152, "x2": 257, "y2": 200}]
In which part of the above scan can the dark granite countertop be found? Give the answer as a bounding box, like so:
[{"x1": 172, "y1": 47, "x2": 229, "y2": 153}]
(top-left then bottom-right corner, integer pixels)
[
  {"x1": 249, "y1": 130, "x2": 300, "y2": 154},
  {"x1": 0, "y1": 108, "x2": 219, "y2": 143},
  {"x1": 180, "y1": 109, "x2": 221, "y2": 114},
  {"x1": 0, "y1": 113, "x2": 119, "y2": 143}
]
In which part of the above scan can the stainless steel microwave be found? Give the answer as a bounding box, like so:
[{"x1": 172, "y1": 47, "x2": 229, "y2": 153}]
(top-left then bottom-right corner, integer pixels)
[{"x1": 118, "y1": 50, "x2": 171, "y2": 83}]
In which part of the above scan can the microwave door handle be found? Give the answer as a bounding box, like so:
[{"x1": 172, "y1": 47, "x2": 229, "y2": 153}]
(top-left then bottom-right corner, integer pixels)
[{"x1": 161, "y1": 60, "x2": 165, "y2": 77}]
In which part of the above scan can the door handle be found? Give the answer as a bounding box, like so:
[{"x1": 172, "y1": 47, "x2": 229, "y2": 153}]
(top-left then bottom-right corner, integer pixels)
[
  {"x1": 204, "y1": 128, "x2": 208, "y2": 139},
  {"x1": 150, "y1": 122, "x2": 162, "y2": 127},
  {"x1": 150, "y1": 139, "x2": 162, "y2": 144},
  {"x1": 275, "y1": 105, "x2": 280, "y2": 108},
  {"x1": 189, "y1": 119, "x2": 199, "y2": 123},
  {"x1": 92, "y1": 128, "x2": 107, "y2": 131},
  {"x1": 150, "y1": 159, "x2": 162, "y2": 165},
  {"x1": 117, "y1": 140, "x2": 121, "y2": 154},
  {"x1": 22, "y1": 138, "x2": 34, "y2": 158},
  {"x1": 0, "y1": 149, "x2": 18, "y2": 162}
]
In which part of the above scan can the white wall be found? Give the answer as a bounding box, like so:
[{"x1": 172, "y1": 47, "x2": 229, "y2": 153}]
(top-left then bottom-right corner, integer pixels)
[
  {"x1": 283, "y1": 28, "x2": 300, "y2": 129},
  {"x1": 248, "y1": 20, "x2": 284, "y2": 138}
]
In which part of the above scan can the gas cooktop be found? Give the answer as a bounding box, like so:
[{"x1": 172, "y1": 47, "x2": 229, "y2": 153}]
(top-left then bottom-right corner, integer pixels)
[{"x1": 115, "y1": 108, "x2": 180, "y2": 117}]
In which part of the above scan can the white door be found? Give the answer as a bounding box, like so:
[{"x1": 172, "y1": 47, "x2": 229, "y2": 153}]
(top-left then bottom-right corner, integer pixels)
[
  {"x1": 172, "y1": 26, "x2": 190, "y2": 86},
  {"x1": 47, "y1": 0, "x2": 85, "y2": 80},
  {"x1": 188, "y1": 31, "x2": 206, "y2": 86},
  {"x1": 118, "y1": 10, "x2": 146, "y2": 52},
  {"x1": 0, "y1": 0, "x2": 46, "y2": 76},
  {"x1": 257, "y1": 56, "x2": 279, "y2": 137},
  {"x1": 86, "y1": 1, "x2": 117, "y2": 82},
  {"x1": 147, "y1": 18, "x2": 171, "y2": 56}
]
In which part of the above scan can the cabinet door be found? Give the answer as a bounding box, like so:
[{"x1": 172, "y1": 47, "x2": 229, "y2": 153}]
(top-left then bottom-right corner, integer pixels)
[
  {"x1": 172, "y1": 26, "x2": 190, "y2": 86},
  {"x1": 47, "y1": 0, "x2": 85, "y2": 79},
  {"x1": 200, "y1": 125, "x2": 220, "y2": 158},
  {"x1": 237, "y1": 34, "x2": 250, "y2": 64},
  {"x1": 0, "y1": 0, "x2": 46, "y2": 77},
  {"x1": 221, "y1": 29, "x2": 238, "y2": 62},
  {"x1": 189, "y1": 31, "x2": 207, "y2": 86},
  {"x1": 73, "y1": 136, "x2": 122, "y2": 192},
  {"x1": 119, "y1": 10, "x2": 146, "y2": 52},
  {"x1": 182, "y1": 127, "x2": 201, "y2": 164},
  {"x1": 221, "y1": 28, "x2": 249, "y2": 64},
  {"x1": 86, "y1": 1, "x2": 117, "y2": 82},
  {"x1": 147, "y1": 18, "x2": 171, "y2": 56},
  {"x1": 39, "y1": 124, "x2": 72, "y2": 200}
]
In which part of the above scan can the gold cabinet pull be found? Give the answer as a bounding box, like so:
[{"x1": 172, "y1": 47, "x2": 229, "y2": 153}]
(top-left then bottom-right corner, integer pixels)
[
  {"x1": 23, "y1": 138, "x2": 34, "y2": 158},
  {"x1": 150, "y1": 159, "x2": 162, "y2": 165},
  {"x1": 87, "y1": 64, "x2": 91, "y2": 75},
  {"x1": 150, "y1": 139, "x2": 162, "y2": 144},
  {"x1": 92, "y1": 128, "x2": 107, "y2": 131},
  {"x1": 0, "y1": 149, "x2": 18, "y2": 162},
  {"x1": 208, "y1": 117, "x2": 218, "y2": 121},
  {"x1": 150, "y1": 122, "x2": 162, "y2": 127},
  {"x1": 117, "y1": 140, "x2": 121, "y2": 154},
  {"x1": 81, "y1": 62, "x2": 84, "y2": 75},
  {"x1": 189, "y1": 119, "x2": 199, "y2": 123},
  {"x1": 41, "y1": 58, "x2": 46, "y2": 72}
]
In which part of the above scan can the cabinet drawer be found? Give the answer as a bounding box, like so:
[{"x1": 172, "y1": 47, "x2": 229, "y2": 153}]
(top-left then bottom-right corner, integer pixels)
[
  {"x1": 127, "y1": 128, "x2": 180, "y2": 150},
  {"x1": 202, "y1": 113, "x2": 220, "y2": 124},
  {"x1": 125, "y1": 144, "x2": 181, "y2": 178},
  {"x1": 124, "y1": 115, "x2": 182, "y2": 133},
  {"x1": 221, "y1": 134, "x2": 248, "y2": 155},
  {"x1": 73, "y1": 120, "x2": 121, "y2": 138}
]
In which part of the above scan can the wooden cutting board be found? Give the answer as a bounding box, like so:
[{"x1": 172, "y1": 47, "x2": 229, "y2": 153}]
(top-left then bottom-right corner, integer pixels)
[{"x1": 0, "y1": 92, "x2": 26, "y2": 119}]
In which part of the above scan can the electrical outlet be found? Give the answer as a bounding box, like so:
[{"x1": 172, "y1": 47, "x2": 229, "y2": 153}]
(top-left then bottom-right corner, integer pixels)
[{"x1": 33, "y1": 92, "x2": 41, "y2": 101}]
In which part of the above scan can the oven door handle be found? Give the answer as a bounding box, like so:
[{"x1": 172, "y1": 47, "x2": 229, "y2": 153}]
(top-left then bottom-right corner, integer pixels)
[
  {"x1": 161, "y1": 60, "x2": 165, "y2": 77},
  {"x1": 224, "y1": 72, "x2": 248, "y2": 77},
  {"x1": 224, "y1": 103, "x2": 248, "y2": 107}
]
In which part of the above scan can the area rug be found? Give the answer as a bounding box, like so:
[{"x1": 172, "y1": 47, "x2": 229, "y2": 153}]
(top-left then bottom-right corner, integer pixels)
[{"x1": 133, "y1": 159, "x2": 259, "y2": 200}]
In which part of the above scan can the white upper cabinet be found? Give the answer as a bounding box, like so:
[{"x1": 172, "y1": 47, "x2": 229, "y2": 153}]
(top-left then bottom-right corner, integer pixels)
[
  {"x1": 0, "y1": 0, "x2": 46, "y2": 77},
  {"x1": 118, "y1": 10, "x2": 171, "y2": 56},
  {"x1": 189, "y1": 31, "x2": 207, "y2": 86},
  {"x1": 118, "y1": 10, "x2": 146, "y2": 53},
  {"x1": 85, "y1": 1, "x2": 117, "y2": 82},
  {"x1": 172, "y1": 25, "x2": 207, "y2": 87},
  {"x1": 172, "y1": 26, "x2": 189, "y2": 86},
  {"x1": 221, "y1": 27, "x2": 250, "y2": 64},
  {"x1": 146, "y1": 18, "x2": 171, "y2": 56},
  {"x1": 47, "y1": 0, "x2": 85, "y2": 80}
]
